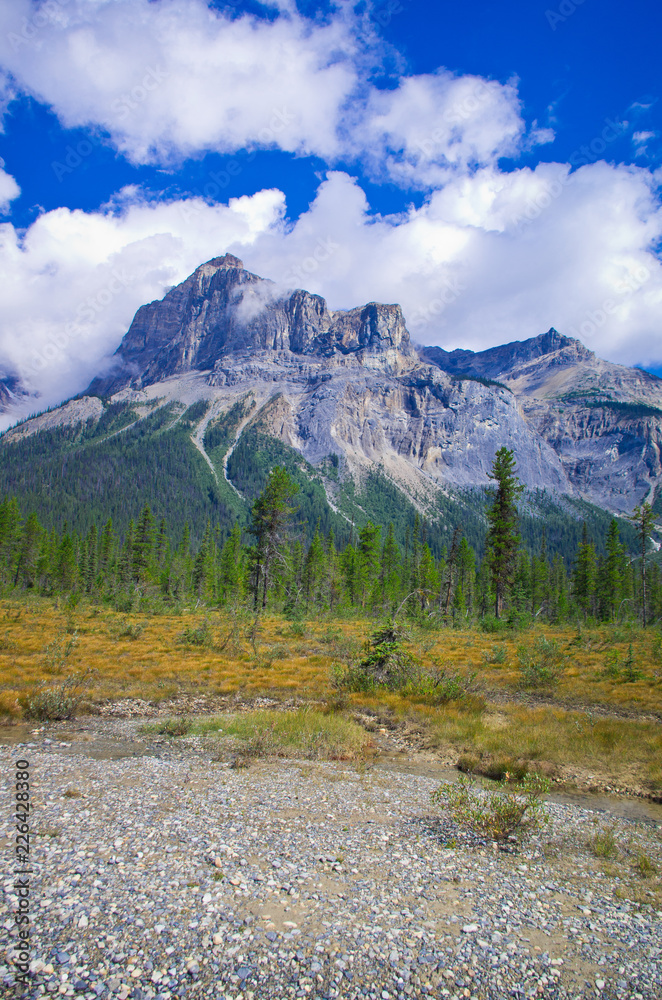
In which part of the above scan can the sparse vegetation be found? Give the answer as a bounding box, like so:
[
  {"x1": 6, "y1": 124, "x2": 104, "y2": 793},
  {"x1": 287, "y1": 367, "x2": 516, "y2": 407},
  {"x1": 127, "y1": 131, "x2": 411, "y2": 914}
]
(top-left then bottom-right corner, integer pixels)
[
  {"x1": 151, "y1": 716, "x2": 193, "y2": 737},
  {"x1": 431, "y1": 771, "x2": 550, "y2": 841},
  {"x1": 589, "y1": 826, "x2": 619, "y2": 859},
  {"x1": 517, "y1": 634, "x2": 564, "y2": 687},
  {"x1": 1, "y1": 600, "x2": 662, "y2": 795},
  {"x1": 19, "y1": 666, "x2": 96, "y2": 721},
  {"x1": 191, "y1": 708, "x2": 370, "y2": 761}
]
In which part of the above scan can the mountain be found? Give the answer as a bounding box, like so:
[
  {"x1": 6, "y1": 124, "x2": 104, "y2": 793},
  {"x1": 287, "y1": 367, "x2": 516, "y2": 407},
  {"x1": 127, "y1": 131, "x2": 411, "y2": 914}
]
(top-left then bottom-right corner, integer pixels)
[
  {"x1": 0, "y1": 253, "x2": 660, "y2": 555},
  {"x1": 0, "y1": 372, "x2": 32, "y2": 415}
]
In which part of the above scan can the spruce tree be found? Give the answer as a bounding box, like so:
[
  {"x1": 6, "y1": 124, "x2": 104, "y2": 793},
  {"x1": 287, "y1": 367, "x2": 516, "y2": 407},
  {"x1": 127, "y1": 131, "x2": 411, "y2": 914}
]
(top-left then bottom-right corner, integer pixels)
[
  {"x1": 629, "y1": 501, "x2": 656, "y2": 626},
  {"x1": 485, "y1": 448, "x2": 523, "y2": 618},
  {"x1": 248, "y1": 466, "x2": 299, "y2": 609},
  {"x1": 573, "y1": 522, "x2": 596, "y2": 619},
  {"x1": 219, "y1": 523, "x2": 244, "y2": 603}
]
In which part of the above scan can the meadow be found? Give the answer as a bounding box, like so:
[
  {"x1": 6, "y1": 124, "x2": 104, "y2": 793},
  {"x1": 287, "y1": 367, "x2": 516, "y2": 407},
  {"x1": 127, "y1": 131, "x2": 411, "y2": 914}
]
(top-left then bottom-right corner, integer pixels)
[{"x1": 1, "y1": 596, "x2": 661, "y2": 796}]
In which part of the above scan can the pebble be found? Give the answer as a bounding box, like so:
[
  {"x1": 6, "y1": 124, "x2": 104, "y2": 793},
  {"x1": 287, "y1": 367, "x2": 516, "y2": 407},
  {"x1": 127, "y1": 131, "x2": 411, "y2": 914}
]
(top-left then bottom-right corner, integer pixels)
[{"x1": 1, "y1": 717, "x2": 660, "y2": 1000}]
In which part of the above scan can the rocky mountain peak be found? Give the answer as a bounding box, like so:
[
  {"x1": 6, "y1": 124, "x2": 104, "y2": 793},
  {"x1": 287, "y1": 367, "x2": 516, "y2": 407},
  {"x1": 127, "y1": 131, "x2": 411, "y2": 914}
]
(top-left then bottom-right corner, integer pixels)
[{"x1": 87, "y1": 254, "x2": 413, "y2": 396}]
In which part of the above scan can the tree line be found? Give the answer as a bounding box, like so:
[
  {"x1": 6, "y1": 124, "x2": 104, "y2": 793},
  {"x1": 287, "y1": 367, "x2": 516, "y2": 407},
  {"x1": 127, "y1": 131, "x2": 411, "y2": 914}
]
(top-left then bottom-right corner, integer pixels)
[{"x1": 0, "y1": 448, "x2": 659, "y2": 625}]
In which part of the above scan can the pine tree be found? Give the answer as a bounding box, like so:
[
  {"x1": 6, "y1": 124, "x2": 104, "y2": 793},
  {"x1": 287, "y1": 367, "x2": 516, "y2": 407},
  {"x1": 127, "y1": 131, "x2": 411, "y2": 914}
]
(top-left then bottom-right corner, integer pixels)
[
  {"x1": 14, "y1": 512, "x2": 43, "y2": 589},
  {"x1": 249, "y1": 466, "x2": 299, "y2": 609},
  {"x1": 219, "y1": 523, "x2": 244, "y2": 603},
  {"x1": 304, "y1": 527, "x2": 326, "y2": 609},
  {"x1": 357, "y1": 521, "x2": 381, "y2": 608},
  {"x1": 132, "y1": 503, "x2": 155, "y2": 584},
  {"x1": 629, "y1": 502, "x2": 655, "y2": 626},
  {"x1": 55, "y1": 533, "x2": 77, "y2": 591},
  {"x1": 325, "y1": 530, "x2": 343, "y2": 611},
  {"x1": 485, "y1": 448, "x2": 523, "y2": 618},
  {"x1": 0, "y1": 497, "x2": 22, "y2": 584},
  {"x1": 443, "y1": 527, "x2": 462, "y2": 614},
  {"x1": 419, "y1": 543, "x2": 438, "y2": 611},
  {"x1": 83, "y1": 525, "x2": 98, "y2": 593},
  {"x1": 380, "y1": 523, "x2": 402, "y2": 611},
  {"x1": 457, "y1": 537, "x2": 476, "y2": 612},
  {"x1": 597, "y1": 519, "x2": 623, "y2": 621},
  {"x1": 99, "y1": 519, "x2": 115, "y2": 580},
  {"x1": 192, "y1": 521, "x2": 213, "y2": 597},
  {"x1": 573, "y1": 522, "x2": 596, "y2": 619}
]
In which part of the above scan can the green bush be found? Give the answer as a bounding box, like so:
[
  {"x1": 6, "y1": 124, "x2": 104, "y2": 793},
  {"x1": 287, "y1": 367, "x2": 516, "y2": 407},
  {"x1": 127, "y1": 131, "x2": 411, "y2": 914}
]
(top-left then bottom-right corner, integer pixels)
[
  {"x1": 588, "y1": 826, "x2": 618, "y2": 859},
  {"x1": 177, "y1": 619, "x2": 213, "y2": 647},
  {"x1": 432, "y1": 771, "x2": 550, "y2": 841},
  {"x1": 480, "y1": 614, "x2": 510, "y2": 634},
  {"x1": 20, "y1": 668, "x2": 96, "y2": 721},
  {"x1": 333, "y1": 620, "x2": 474, "y2": 703},
  {"x1": 517, "y1": 634, "x2": 564, "y2": 687},
  {"x1": 110, "y1": 618, "x2": 146, "y2": 641},
  {"x1": 483, "y1": 644, "x2": 508, "y2": 665},
  {"x1": 156, "y1": 717, "x2": 193, "y2": 737}
]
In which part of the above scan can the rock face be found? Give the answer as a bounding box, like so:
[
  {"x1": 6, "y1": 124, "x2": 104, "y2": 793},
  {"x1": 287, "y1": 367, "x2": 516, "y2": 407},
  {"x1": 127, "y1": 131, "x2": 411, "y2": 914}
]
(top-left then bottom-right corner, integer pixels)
[
  {"x1": 7, "y1": 255, "x2": 661, "y2": 516},
  {"x1": 0, "y1": 372, "x2": 31, "y2": 415},
  {"x1": 423, "y1": 329, "x2": 662, "y2": 512},
  {"x1": 88, "y1": 254, "x2": 412, "y2": 396}
]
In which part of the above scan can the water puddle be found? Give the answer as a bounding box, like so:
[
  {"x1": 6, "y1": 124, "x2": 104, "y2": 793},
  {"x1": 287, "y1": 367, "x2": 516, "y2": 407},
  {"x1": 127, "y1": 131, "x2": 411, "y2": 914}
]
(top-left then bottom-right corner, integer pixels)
[
  {"x1": 0, "y1": 723, "x2": 157, "y2": 760},
  {"x1": 374, "y1": 750, "x2": 662, "y2": 826}
]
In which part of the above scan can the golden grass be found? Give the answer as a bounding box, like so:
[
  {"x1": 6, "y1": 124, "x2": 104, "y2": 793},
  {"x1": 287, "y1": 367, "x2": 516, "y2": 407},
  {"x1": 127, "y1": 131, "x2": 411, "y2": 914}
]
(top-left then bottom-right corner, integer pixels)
[{"x1": 1, "y1": 597, "x2": 661, "y2": 790}]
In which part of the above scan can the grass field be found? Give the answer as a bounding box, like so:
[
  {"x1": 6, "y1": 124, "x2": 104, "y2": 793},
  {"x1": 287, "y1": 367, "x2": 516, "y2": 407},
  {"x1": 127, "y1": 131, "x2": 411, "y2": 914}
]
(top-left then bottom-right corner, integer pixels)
[{"x1": 1, "y1": 596, "x2": 661, "y2": 793}]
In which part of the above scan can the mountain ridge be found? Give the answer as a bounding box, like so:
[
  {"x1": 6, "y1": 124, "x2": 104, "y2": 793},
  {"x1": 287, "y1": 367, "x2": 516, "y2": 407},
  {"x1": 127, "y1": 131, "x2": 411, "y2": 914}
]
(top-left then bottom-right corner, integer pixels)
[{"x1": 2, "y1": 254, "x2": 662, "y2": 523}]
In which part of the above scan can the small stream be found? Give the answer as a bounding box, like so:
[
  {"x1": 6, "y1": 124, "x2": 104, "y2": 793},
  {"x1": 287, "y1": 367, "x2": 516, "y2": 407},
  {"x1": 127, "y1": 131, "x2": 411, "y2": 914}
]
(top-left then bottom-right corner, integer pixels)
[{"x1": 374, "y1": 750, "x2": 662, "y2": 825}]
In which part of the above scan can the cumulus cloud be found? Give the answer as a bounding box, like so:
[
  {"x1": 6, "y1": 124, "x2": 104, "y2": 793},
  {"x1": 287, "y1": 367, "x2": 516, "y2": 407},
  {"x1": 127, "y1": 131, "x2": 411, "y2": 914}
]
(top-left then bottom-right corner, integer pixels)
[
  {"x1": 0, "y1": 1, "x2": 661, "y2": 431},
  {"x1": 0, "y1": 166, "x2": 20, "y2": 212},
  {"x1": 0, "y1": 0, "x2": 363, "y2": 163},
  {"x1": 352, "y1": 71, "x2": 551, "y2": 188},
  {"x1": 2, "y1": 159, "x2": 662, "y2": 429},
  {"x1": 0, "y1": 0, "x2": 538, "y2": 183}
]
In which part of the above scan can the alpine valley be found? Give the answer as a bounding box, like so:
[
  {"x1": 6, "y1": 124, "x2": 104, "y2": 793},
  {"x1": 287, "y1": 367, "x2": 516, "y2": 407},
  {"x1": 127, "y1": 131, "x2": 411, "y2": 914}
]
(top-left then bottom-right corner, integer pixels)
[{"x1": 1, "y1": 253, "x2": 661, "y2": 557}]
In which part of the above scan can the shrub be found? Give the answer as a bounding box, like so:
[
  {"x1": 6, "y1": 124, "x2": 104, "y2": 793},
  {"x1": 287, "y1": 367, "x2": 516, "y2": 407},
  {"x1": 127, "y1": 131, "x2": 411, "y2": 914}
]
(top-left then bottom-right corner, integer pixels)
[
  {"x1": 588, "y1": 827, "x2": 618, "y2": 859},
  {"x1": 517, "y1": 634, "x2": 564, "y2": 687},
  {"x1": 431, "y1": 771, "x2": 550, "y2": 841},
  {"x1": 177, "y1": 619, "x2": 213, "y2": 647},
  {"x1": 333, "y1": 620, "x2": 474, "y2": 703},
  {"x1": 19, "y1": 668, "x2": 96, "y2": 721},
  {"x1": 110, "y1": 618, "x2": 146, "y2": 641},
  {"x1": 480, "y1": 614, "x2": 510, "y2": 634},
  {"x1": 601, "y1": 650, "x2": 622, "y2": 679},
  {"x1": 483, "y1": 644, "x2": 508, "y2": 665},
  {"x1": 157, "y1": 717, "x2": 193, "y2": 737},
  {"x1": 622, "y1": 643, "x2": 642, "y2": 682},
  {"x1": 634, "y1": 851, "x2": 658, "y2": 877},
  {"x1": 42, "y1": 631, "x2": 79, "y2": 674}
]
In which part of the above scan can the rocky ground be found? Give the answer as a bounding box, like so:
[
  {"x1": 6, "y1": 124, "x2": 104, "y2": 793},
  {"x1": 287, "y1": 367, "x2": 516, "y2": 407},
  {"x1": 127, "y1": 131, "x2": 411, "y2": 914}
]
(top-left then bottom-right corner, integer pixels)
[{"x1": 1, "y1": 717, "x2": 661, "y2": 1000}]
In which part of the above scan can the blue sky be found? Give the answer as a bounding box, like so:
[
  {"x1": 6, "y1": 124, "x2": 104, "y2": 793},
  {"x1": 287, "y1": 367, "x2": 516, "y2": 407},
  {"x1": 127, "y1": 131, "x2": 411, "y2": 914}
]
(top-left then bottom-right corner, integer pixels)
[{"x1": 0, "y1": 0, "x2": 661, "y2": 422}]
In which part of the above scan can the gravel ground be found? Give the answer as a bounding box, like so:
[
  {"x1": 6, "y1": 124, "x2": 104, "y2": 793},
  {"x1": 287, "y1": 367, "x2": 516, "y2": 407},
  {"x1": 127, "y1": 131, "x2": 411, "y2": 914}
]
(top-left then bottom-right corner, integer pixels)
[{"x1": 1, "y1": 719, "x2": 661, "y2": 1000}]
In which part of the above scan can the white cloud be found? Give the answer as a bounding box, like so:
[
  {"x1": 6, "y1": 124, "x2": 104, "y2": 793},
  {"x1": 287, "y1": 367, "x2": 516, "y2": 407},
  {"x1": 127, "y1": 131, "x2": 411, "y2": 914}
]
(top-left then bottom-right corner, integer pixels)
[
  {"x1": 0, "y1": 0, "x2": 362, "y2": 163},
  {"x1": 242, "y1": 165, "x2": 662, "y2": 370},
  {"x1": 1, "y1": 159, "x2": 662, "y2": 429},
  {"x1": 352, "y1": 71, "x2": 551, "y2": 188},
  {"x1": 0, "y1": 0, "x2": 538, "y2": 183},
  {"x1": 0, "y1": 2, "x2": 661, "y2": 431},
  {"x1": 0, "y1": 166, "x2": 19, "y2": 212}
]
